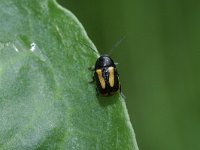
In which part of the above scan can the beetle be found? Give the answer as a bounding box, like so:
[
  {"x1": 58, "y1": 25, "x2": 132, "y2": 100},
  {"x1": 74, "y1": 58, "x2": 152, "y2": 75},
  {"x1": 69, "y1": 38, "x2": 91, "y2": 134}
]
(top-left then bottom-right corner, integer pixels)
[
  {"x1": 89, "y1": 55, "x2": 121, "y2": 96},
  {"x1": 86, "y1": 36, "x2": 126, "y2": 96}
]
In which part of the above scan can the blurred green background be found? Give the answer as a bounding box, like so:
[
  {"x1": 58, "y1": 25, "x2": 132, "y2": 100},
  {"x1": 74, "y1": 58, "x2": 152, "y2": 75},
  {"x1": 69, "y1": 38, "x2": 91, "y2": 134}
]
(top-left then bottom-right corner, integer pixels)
[{"x1": 58, "y1": 0, "x2": 200, "y2": 150}]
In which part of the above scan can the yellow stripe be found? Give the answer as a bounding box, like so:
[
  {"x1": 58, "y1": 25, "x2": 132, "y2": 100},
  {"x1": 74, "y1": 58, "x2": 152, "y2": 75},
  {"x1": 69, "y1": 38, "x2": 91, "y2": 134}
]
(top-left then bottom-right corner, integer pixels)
[
  {"x1": 108, "y1": 67, "x2": 114, "y2": 87},
  {"x1": 96, "y1": 69, "x2": 106, "y2": 89}
]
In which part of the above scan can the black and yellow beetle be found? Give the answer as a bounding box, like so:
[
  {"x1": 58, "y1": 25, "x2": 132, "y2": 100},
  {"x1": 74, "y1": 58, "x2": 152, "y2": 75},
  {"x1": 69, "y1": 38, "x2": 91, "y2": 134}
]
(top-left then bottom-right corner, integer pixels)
[
  {"x1": 89, "y1": 55, "x2": 121, "y2": 96},
  {"x1": 87, "y1": 36, "x2": 126, "y2": 96}
]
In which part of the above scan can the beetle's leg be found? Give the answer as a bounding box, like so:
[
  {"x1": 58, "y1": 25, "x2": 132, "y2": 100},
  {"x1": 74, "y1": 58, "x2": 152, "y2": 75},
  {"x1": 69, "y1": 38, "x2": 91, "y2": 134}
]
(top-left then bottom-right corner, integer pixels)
[
  {"x1": 88, "y1": 66, "x2": 95, "y2": 71},
  {"x1": 120, "y1": 92, "x2": 126, "y2": 99},
  {"x1": 89, "y1": 76, "x2": 95, "y2": 83},
  {"x1": 88, "y1": 66, "x2": 95, "y2": 83},
  {"x1": 114, "y1": 68, "x2": 120, "y2": 76},
  {"x1": 119, "y1": 85, "x2": 126, "y2": 99},
  {"x1": 96, "y1": 87, "x2": 99, "y2": 96},
  {"x1": 114, "y1": 62, "x2": 119, "y2": 65}
]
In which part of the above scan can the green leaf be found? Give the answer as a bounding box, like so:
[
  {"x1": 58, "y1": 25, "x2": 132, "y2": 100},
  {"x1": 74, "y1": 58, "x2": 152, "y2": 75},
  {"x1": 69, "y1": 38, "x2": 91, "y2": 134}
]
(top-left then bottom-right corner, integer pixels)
[{"x1": 0, "y1": 0, "x2": 139, "y2": 149}]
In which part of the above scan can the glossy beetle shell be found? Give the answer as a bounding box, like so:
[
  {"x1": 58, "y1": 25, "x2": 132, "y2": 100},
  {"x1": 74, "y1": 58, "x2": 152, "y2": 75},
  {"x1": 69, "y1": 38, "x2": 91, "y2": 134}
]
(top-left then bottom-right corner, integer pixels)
[{"x1": 93, "y1": 55, "x2": 120, "y2": 96}]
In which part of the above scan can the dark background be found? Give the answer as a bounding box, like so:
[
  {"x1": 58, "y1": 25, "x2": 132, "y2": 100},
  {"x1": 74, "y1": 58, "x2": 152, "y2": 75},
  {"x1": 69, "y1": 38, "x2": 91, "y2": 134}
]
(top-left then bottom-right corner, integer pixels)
[{"x1": 58, "y1": 0, "x2": 200, "y2": 150}]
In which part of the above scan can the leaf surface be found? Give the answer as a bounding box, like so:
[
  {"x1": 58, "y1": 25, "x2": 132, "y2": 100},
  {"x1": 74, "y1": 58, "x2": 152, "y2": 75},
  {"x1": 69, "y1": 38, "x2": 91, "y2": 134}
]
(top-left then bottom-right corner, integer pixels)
[{"x1": 0, "y1": 0, "x2": 139, "y2": 149}]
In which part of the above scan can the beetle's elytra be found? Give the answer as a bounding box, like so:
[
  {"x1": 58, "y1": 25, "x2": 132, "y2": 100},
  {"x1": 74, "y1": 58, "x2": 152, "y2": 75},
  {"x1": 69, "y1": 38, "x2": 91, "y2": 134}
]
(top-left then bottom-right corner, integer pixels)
[{"x1": 90, "y1": 55, "x2": 121, "y2": 96}]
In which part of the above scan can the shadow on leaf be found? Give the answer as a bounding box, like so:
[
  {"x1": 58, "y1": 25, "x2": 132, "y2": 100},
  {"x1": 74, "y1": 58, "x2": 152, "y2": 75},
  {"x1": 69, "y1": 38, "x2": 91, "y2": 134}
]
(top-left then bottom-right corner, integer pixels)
[{"x1": 97, "y1": 94, "x2": 119, "y2": 107}]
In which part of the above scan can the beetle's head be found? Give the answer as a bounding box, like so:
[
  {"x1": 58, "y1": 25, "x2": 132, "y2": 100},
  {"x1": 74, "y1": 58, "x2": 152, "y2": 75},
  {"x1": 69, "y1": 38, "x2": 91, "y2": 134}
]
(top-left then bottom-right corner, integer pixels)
[{"x1": 95, "y1": 55, "x2": 115, "y2": 69}]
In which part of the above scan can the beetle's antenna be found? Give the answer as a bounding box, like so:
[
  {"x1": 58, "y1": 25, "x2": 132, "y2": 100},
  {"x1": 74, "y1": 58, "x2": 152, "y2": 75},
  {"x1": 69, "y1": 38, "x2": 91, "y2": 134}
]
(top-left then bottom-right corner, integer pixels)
[
  {"x1": 108, "y1": 35, "x2": 126, "y2": 55},
  {"x1": 80, "y1": 42, "x2": 97, "y2": 52}
]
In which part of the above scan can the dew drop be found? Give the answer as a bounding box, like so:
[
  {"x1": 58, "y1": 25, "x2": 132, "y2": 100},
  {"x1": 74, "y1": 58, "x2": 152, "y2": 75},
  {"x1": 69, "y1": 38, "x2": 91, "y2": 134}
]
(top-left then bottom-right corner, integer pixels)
[
  {"x1": 13, "y1": 44, "x2": 19, "y2": 52},
  {"x1": 29, "y1": 42, "x2": 48, "y2": 62},
  {"x1": 30, "y1": 42, "x2": 36, "y2": 51}
]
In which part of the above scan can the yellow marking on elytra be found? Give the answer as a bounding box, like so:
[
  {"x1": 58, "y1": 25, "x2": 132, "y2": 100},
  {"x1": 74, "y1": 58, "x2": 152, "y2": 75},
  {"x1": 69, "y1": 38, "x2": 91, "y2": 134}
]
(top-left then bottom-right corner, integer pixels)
[
  {"x1": 108, "y1": 67, "x2": 114, "y2": 87},
  {"x1": 96, "y1": 69, "x2": 106, "y2": 89}
]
